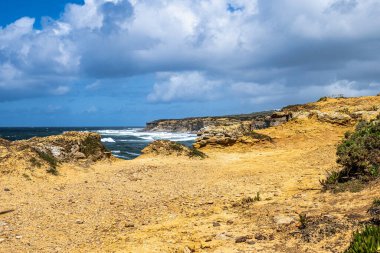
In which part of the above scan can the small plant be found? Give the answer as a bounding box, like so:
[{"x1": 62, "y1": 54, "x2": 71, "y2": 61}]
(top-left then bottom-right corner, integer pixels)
[
  {"x1": 29, "y1": 157, "x2": 42, "y2": 168},
  {"x1": 298, "y1": 214, "x2": 308, "y2": 229},
  {"x1": 46, "y1": 167, "x2": 59, "y2": 176},
  {"x1": 253, "y1": 192, "x2": 261, "y2": 201},
  {"x1": 317, "y1": 96, "x2": 329, "y2": 102},
  {"x1": 241, "y1": 197, "x2": 254, "y2": 205},
  {"x1": 338, "y1": 108, "x2": 350, "y2": 115},
  {"x1": 34, "y1": 149, "x2": 59, "y2": 175},
  {"x1": 372, "y1": 199, "x2": 380, "y2": 207},
  {"x1": 188, "y1": 147, "x2": 207, "y2": 159},
  {"x1": 344, "y1": 225, "x2": 380, "y2": 253},
  {"x1": 22, "y1": 173, "x2": 32, "y2": 181},
  {"x1": 320, "y1": 170, "x2": 341, "y2": 188},
  {"x1": 368, "y1": 199, "x2": 380, "y2": 224}
]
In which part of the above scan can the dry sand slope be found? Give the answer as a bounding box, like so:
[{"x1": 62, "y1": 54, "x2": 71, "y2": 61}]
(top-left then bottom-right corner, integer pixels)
[{"x1": 1, "y1": 96, "x2": 380, "y2": 253}]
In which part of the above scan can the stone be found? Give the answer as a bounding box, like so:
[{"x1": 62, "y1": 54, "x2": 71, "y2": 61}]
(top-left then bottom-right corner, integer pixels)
[
  {"x1": 235, "y1": 236, "x2": 248, "y2": 243},
  {"x1": 255, "y1": 234, "x2": 266, "y2": 240},
  {"x1": 213, "y1": 222, "x2": 221, "y2": 227},
  {"x1": 183, "y1": 247, "x2": 192, "y2": 253},
  {"x1": 3, "y1": 188, "x2": 10, "y2": 192},
  {"x1": 76, "y1": 219, "x2": 84, "y2": 224},
  {"x1": 74, "y1": 152, "x2": 86, "y2": 159},
  {"x1": 125, "y1": 223, "x2": 135, "y2": 228},
  {"x1": 0, "y1": 238, "x2": 5, "y2": 243},
  {"x1": 15, "y1": 235, "x2": 22, "y2": 239},
  {"x1": 274, "y1": 215, "x2": 295, "y2": 225}
]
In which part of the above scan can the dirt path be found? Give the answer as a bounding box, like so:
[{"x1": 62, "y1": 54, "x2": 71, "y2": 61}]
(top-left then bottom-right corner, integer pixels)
[{"x1": 0, "y1": 120, "x2": 379, "y2": 252}]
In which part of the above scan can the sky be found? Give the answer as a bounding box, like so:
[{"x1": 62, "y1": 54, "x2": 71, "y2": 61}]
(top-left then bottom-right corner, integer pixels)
[{"x1": 0, "y1": 0, "x2": 379, "y2": 127}]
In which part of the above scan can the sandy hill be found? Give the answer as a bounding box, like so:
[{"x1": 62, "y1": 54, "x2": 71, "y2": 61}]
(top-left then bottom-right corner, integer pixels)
[{"x1": 0, "y1": 95, "x2": 379, "y2": 253}]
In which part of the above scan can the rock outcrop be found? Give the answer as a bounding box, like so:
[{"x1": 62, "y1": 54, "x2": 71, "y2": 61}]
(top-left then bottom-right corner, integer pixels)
[
  {"x1": 144, "y1": 111, "x2": 276, "y2": 133},
  {"x1": 0, "y1": 131, "x2": 111, "y2": 175},
  {"x1": 142, "y1": 140, "x2": 206, "y2": 158},
  {"x1": 194, "y1": 96, "x2": 380, "y2": 148}
]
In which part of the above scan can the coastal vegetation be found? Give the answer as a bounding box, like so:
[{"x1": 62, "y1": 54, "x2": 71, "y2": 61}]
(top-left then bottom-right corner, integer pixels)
[{"x1": 321, "y1": 115, "x2": 380, "y2": 192}]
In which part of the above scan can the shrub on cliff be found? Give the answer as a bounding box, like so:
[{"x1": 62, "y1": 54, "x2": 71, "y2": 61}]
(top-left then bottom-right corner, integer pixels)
[{"x1": 321, "y1": 115, "x2": 380, "y2": 191}]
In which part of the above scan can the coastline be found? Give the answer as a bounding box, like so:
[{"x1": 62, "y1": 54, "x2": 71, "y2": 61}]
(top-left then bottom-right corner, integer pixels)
[{"x1": 0, "y1": 95, "x2": 380, "y2": 252}]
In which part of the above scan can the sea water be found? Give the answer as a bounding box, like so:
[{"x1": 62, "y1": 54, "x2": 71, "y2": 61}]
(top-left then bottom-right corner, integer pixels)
[{"x1": 0, "y1": 127, "x2": 197, "y2": 160}]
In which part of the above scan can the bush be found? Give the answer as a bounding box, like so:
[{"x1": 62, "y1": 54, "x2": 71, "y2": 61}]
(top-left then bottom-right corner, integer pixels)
[
  {"x1": 336, "y1": 118, "x2": 380, "y2": 180},
  {"x1": 344, "y1": 225, "x2": 380, "y2": 253},
  {"x1": 317, "y1": 96, "x2": 329, "y2": 102},
  {"x1": 321, "y1": 116, "x2": 380, "y2": 190}
]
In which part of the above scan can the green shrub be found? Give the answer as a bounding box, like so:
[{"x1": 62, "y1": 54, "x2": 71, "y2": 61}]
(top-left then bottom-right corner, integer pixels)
[
  {"x1": 344, "y1": 225, "x2": 380, "y2": 253},
  {"x1": 321, "y1": 116, "x2": 380, "y2": 191},
  {"x1": 81, "y1": 136, "x2": 101, "y2": 156},
  {"x1": 336, "y1": 118, "x2": 380, "y2": 181}
]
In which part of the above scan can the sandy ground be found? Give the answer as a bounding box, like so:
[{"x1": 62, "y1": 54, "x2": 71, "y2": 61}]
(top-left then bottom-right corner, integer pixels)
[{"x1": 1, "y1": 119, "x2": 379, "y2": 253}]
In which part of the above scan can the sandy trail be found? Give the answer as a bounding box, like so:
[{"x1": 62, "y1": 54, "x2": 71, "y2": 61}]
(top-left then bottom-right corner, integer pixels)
[{"x1": 0, "y1": 119, "x2": 379, "y2": 252}]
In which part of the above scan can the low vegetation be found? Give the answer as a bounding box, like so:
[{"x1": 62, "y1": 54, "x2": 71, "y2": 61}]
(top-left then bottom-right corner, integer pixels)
[
  {"x1": 321, "y1": 115, "x2": 380, "y2": 191},
  {"x1": 188, "y1": 147, "x2": 207, "y2": 159},
  {"x1": 344, "y1": 226, "x2": 380, "y2": 253},
  {"x1": 247, "y1": 132, "x2": 273, "y2": 142},
  {"x1": 34, "y1": 149, "x2": 59, "y2": 175}
]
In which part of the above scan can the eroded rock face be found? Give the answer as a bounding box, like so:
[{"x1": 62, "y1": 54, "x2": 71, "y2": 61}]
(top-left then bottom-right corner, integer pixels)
[
  {"x1": 142, "y1": 140, "x2": 206, "y2": 158},
  {"x1": 0, "y1": 132, "x2": 111, "y2": 175},
  {"x1": 144, "y1": 112, "x2": 275, "y2": 133}
]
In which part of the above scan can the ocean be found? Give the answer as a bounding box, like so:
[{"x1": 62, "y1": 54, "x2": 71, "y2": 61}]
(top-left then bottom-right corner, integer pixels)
[{"x1": 0, "y1": 127, "x2": 197, "y2": 160}]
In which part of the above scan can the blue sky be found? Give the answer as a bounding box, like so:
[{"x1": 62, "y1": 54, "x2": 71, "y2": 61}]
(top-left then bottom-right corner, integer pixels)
[{"x1": 0, "y1": 0, "x2": 379, "y2": 126}]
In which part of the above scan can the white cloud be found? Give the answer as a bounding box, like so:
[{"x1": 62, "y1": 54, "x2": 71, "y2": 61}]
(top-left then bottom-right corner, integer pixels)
[
  {"x1": 148, "y1": 72, "x2": 222, "y2": 102},
  {"x1": 1, "y1": 0, "x2": 380, "y2": 102}
]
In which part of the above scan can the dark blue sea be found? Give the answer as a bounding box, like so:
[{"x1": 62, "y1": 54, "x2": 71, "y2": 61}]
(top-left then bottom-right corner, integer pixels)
[{"x1": 0, "y1": 127, "x2": 196, "y2": 160}]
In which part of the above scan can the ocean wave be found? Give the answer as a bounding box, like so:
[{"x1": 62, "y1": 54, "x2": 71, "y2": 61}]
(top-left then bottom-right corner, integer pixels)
[
  {"x1": 95, "y1": 129, "x2": 197, "y2": 142},
  {"x1": 125, "y1": 151, "x2": 140, "y2": 156},
  {"x1": 101, "y1": 137, "x2": 116, "y2": 143},
  {"x1": 111, "y1": 150, "x2": 121, "y2": 153}
]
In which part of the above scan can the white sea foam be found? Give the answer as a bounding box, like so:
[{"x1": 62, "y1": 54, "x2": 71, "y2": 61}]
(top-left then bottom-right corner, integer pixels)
[
  {"x1": 101, "y1": 137, "x2": 116, "y2": 143},
  {"x1": 125, "y1": 151, "x2": 140, "y2": 156},
  {"x1": 96, "y1": 128, "x2": 196, "y2": 142},
  {"x1": 111, "y1": 150, "x2": 121, "y2": 154}
]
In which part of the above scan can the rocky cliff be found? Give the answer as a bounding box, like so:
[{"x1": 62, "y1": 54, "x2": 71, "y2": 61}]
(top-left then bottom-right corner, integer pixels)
[
  {"x1": 194, "y1": 96, "x2": 380, "y2": 148},
  {"x1": 0, "y1": 131, "x2": 111, "y2": 176},
  {"x1": 143, "y1": 111, "x2": 291, "y2": 133}
]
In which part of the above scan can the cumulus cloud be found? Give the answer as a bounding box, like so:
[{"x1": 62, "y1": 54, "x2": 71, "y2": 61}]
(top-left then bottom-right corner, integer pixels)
[{"x1": 1, "y1": 0, "x2": 380, "y2": 103}]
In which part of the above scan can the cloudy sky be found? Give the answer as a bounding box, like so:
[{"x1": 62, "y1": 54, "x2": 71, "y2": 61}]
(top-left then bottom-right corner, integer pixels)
[{"x1": 0, "y1": 0, "x2": 379, "y2": 126}]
